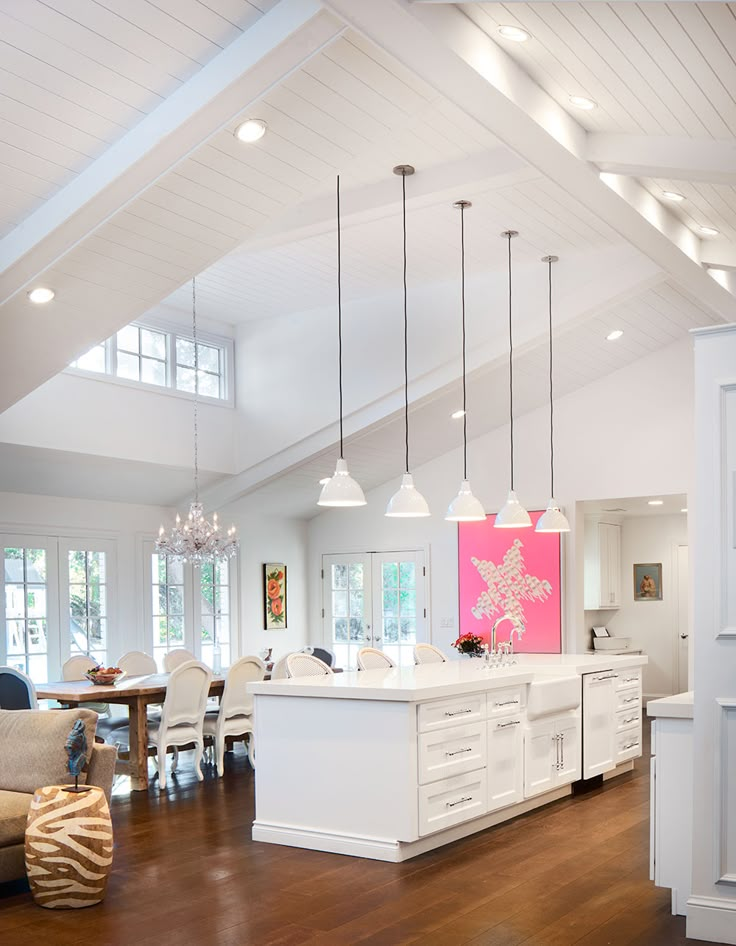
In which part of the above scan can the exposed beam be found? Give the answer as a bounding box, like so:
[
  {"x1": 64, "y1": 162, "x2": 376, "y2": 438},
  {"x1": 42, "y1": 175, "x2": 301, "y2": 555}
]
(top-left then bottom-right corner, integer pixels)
[
  {"x1": 701, "y1": 239, "x2": 736, "y2": 273},
  {"x1": 324, "y1": 0, "x2": 736, "y2": 321},
  {"x1": 588, "y1": 133, "x2": 736, "y2": 186},
  {"x1": 0, "y1": 0, "x2": 344, "y2": 305}
]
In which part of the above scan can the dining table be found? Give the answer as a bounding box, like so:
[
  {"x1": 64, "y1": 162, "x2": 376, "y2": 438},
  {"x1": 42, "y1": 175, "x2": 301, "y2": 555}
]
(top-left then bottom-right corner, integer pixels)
[{"x1": 36, "y1": 673, "x2": 225, "y2": 791}]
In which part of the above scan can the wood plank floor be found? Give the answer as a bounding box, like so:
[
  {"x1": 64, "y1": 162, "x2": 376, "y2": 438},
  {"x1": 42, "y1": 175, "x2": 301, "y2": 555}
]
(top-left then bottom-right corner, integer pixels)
[{"x1": 0, "y1": 724, "x2": 722, "y2": 946}]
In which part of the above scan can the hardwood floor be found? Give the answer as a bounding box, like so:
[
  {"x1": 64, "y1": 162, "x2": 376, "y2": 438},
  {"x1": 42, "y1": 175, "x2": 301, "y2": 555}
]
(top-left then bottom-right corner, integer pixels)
[{"x1": 0, "y1": 725, "x2": 721, "y2": 946}]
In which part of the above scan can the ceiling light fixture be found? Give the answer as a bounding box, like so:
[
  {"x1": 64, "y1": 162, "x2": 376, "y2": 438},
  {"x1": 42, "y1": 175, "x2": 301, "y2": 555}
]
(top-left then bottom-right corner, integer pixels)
[
  {"x1": 497, "y1": 24, "x2": 531, "y2": 42},
  {"x1": 234, "y1": 118, "x2": 267, "y2": 143},
  {"x1": 27, "y1": 287, "x2": 55, "y2": 304},
  {"x1": 319, "y1": 477, "x2": 330, "y2": 486},
  {"x1": 451, "y1": 409, "x2": 466, "y2": 420},
  {"x1": 662, "y1": 191, "x2": 684, "y2": 202},
  {"x1": 536, "y1": 255, "x2": 570, "y2": 533},
  {"x1": 157, "y1": 279, "x2": 238, "y2": 565},
  {"x1": 648, "y1": 500, "x2": 664, "y2": 506},
  {"x1": 606, "y1": 329, "x2": 624, "y2": 341},
  {"x1": 446, "y1": 200, "x2": 486, "y2": 523},
  {"x1": 569, "y1": 95, "x2": 597, "y2": 110},
  {"x1": 495, "y1": 231, "x2": 532, "y2": 529},
  {"x1": 699, "y1": 225, "x2": 719, "y2": 237},
  {"x1": 386, "y1": 165, "x2": 430, "y2": 519},
  {"x1": 318, "y1": 176, "x2": 366, "y2": 509}
]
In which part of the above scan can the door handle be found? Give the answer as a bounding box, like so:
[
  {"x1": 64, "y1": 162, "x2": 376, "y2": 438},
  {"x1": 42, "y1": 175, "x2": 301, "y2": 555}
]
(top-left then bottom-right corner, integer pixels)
[{"x1": 680, "y1": 634, "x2": 689, "y2": 639}]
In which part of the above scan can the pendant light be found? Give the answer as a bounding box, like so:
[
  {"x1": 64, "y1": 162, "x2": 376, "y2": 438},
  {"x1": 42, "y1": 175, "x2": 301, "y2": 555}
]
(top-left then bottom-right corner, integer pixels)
[
  {"x1": 494, "y1": 230, "x2": 532, "y2": 529},
  {"x1": 536, "y1": 255, "x2": 570, "y2": 533},
  {"x1": 318, "y1": 175, "x2": 366, "y2": 508},
  {"x1": 386, "y1": 165, "x2": 430, "y2": 518},
  {"x1": 446, "y1": 200, "x2": 485, "y2": 522}
]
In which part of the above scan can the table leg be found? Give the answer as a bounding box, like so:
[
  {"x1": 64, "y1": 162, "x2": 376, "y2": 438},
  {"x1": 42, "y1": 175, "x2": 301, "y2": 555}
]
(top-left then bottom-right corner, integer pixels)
[{"x1": 128, "y1": 697, "x2": 150, "y2": 791}]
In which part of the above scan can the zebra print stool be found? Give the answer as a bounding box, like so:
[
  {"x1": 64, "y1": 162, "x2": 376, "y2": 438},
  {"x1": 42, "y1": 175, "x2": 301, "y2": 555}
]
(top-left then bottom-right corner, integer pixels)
[{"x1": 25, "y1": 784, "x2": 113, "y2": 909}]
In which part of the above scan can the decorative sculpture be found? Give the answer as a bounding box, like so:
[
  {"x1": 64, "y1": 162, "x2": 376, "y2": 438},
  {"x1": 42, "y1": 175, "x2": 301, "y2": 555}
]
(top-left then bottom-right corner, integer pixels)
[{"x1": 63, "y1": 719, "x2": 91, "y2": 793}]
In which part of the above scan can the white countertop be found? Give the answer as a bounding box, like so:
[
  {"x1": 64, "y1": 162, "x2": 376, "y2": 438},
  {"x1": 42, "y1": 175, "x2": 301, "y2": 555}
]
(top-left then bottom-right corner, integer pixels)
[
  {"x1": 646, "y1": 691, "x2": 694, "y2": 719},
  {"x1": 248, "y1": 653, "x2": 648, "y2": 702}
]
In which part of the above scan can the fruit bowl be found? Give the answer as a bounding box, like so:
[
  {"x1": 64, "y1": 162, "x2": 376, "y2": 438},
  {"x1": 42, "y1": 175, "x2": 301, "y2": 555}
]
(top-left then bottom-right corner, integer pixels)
[{"x1": 85, "y1": 667, "x2": 125, "y2": 686}]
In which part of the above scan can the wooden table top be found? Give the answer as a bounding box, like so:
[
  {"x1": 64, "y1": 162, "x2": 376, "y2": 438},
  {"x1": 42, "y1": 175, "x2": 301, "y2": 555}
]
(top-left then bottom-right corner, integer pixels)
[{"x1": 37, "y1": 673, "x2": 225, "y2": 702}]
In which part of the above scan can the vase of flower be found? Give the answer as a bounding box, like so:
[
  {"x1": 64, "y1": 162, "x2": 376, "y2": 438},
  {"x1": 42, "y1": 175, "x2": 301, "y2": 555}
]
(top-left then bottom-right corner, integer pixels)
[{"x1": 451, "y1": 632, "x2": 485, "y2": 657}]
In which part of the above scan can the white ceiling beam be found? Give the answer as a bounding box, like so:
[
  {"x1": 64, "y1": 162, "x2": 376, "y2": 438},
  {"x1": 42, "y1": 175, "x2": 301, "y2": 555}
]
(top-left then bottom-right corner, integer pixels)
[
  {"x1": 324, "y1": 0, "x2": 736, "y2": 321},
  {"x1": 0, "y1": 0, "x2": 344, "y2": 305},
  {"x1": 588, "y1": 133, "x2": 736, "y2": 185},
  {"x1": 702, "y1": 239, "x2": 736, "y2": 273}
]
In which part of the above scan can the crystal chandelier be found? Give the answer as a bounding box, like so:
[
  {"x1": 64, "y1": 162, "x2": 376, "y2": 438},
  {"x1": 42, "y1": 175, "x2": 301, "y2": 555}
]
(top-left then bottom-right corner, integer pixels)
[{"x1": 157, "y1": 278, "x2": 238, "y2": 566}]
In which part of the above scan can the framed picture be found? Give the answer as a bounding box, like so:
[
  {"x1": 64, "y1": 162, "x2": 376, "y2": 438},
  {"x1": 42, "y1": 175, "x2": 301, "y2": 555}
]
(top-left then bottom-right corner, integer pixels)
[
  {"x1": 264, "y1": 563, "x2": 287, "y2": 629},
  {"x1": 633, "y1": 563, "x2": 662, "y2": 601},
  {"x1": 457, "y1": 511, "x2": 562, "y2": 653}
]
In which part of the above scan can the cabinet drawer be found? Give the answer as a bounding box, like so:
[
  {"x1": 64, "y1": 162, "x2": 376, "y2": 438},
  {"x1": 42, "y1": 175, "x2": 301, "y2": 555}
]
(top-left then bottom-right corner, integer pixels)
[
  {"x1": 418, "y1": 693, "x2": 486, "y2": 733},
  {"x1": 616, "y1": 707, "x2": 642, "y2": 732},
  {"x1": 488, "y1": 687, "x2": 524, "y2": 718},
  {"x1": 616, "y1": 727, "x2": 642, "y2": 761},
  {"x1": 418, "y1": 722, "x2": 487, "y2": 785},
  {"x1": 616, "y1": 670, "x2": 641, "y2": 692},
  {"x1": 418, "y1": 768, "x2": 487, "y2": 837},
  {"x1": 616, "y1": 687, "x2": 641, "y2": 711}
]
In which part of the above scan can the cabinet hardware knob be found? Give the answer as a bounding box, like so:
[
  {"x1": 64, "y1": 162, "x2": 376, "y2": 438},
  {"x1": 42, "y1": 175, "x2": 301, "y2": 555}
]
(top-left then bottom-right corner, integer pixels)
[{"x1": 446, "y1": 795, "x2": 473, "y2": 808}]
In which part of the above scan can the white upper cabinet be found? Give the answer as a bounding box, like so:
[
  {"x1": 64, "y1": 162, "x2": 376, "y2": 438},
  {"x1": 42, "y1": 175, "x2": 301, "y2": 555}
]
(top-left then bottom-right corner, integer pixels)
[{"x1": 584, "y1": 519, "x2": 622, "y2": 610}]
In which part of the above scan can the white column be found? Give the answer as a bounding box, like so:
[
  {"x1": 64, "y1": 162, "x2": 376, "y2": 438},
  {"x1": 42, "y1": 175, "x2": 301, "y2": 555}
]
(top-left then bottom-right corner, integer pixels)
[{"x1": 688, "y1": 324, "x2": 736, "y2": 943}]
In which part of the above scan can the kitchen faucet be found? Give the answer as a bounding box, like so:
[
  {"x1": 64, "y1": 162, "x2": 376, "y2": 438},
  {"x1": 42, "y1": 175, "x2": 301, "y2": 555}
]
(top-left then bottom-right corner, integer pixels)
[{"x1": 491, "y1": 614, "x2": 524, "y2": 661}]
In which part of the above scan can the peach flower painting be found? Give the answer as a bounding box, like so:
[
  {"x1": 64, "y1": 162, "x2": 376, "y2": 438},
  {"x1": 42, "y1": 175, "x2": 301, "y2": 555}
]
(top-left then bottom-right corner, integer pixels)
[{"x1": 264, "y1": 563, "x2": 287, "y2": 629}]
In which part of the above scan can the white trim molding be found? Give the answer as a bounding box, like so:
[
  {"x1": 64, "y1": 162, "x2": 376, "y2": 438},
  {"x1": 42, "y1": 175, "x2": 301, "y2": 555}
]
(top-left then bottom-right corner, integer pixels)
[
  {"x1": 715, "y1": 699, "x2": 736, "y2": 886},
  {"x1": 687, "y1": 895, "x2": 736, "y2": 946}
]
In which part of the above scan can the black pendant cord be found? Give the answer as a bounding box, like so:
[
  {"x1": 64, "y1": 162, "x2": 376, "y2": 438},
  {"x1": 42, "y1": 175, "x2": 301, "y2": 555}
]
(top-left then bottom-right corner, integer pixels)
[
  {"x1": 460, "y1": 205, "x2": 468, "y2": 481},
  {"x1": 336, "y1": 175, "x2": 344, "y2": 460},
  {"x1": 547, "y1": 258, "x2": 555, "y2": 498},
  {"x1": 192, "y1": 276, "x2": 199, "y2": 504},
  {"x1": 506, "y1": 233, "x2": 514, "y2": 492},
  {"x1": 402, "y1": 171, "x2": 410, "y2": 474}
]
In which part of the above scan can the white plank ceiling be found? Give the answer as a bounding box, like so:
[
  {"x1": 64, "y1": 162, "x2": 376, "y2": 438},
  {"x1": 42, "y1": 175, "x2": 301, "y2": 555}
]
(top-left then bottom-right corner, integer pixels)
[
  {"x1": 639, "y1": 178, "x2": 736, "y2": 244},
  {"x1": 461, "y1": 3, "x2": 736, "y2": 138}
]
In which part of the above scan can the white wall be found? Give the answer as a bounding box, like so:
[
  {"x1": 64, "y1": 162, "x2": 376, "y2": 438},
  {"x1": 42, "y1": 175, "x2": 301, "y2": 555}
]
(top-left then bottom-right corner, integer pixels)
[
  {"x1": 595, "y1": 514, "x2": 688, "y2": 698},
  {"x1": 307, "y1": 337, "x2": 694, "y2": 656}
]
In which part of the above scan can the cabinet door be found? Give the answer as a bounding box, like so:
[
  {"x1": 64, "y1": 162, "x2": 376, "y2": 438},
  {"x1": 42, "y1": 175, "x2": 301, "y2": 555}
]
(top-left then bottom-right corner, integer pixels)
[
  {"x1": 487, "y1": 716, "x2": 523, "y2": 812},
  {"x1": 605, "y1": 524, "x2": 621, "y2": 608},
  {"x1": 582, "y1": 673, "x2": 617, "y2": 778},
  {"x1": 598, "y1": 523, "x2": 611, "y2": 607},
  {"x1": 556, "y1": 716, "x2": 581, "y2": 785},
  {"x1": 524, "y1": 720, "x2": 556, "y2": 798}
]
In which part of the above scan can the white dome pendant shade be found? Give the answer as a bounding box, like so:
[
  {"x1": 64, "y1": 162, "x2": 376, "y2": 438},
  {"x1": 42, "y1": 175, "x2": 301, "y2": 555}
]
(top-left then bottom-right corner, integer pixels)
[
  {"x1": 318, "y1": 458, "x2": 366, "y2": 507},
  {"x1": 445, "y1": 200, "x2": 485, "y2": 523},
  {"x1": 317, "y1": 175, "x2": 366, "y2": 509},
  {"x1": 536, "y1": 255, "x2": 570, "y2": 534},
  {"x1": 386, "y1": 473, "x2": 430, "y2": 518},
  {"x1": 385, "y1": 164, "x2": 430, "y2": 519},
  {"x1": 495, "y1": 231, "x2": 531, "y2": 530}
]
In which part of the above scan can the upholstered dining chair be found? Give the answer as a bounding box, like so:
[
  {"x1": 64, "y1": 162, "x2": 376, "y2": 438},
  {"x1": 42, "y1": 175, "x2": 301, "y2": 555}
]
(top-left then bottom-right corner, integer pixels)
[
  {"x1": 270, "y1": 655, "x2": 292, "y2": 680},
  {"x1": 62, "y1": 654, "x2": 110, "y2": 716},
  {"x1": 0, "y1": 666, "x2": 37, "y2": 709},
  {"x1": 285, "y1": 653, "x2": 333, "y2": 678},
  {"x1": 203, "y1": 655, "x2": 265, "y2": 775},
  {"x1": 414, "y1": 643, "x2": 448, "y2": 665},
  {"x1": 356, "y1": 647, "x2": 396, "y2": 670},
  {"x1": 118, "y1": 650, "x2": 158, "y2": 676},
  {"x1": 163, "y1": 648, "x2": 196, "y2": 672}
]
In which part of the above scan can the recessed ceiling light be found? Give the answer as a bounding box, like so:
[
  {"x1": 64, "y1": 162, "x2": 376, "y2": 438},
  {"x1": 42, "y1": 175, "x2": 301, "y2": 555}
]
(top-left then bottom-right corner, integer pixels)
[
  {"x1": 27, "y1": 287, "x2": 55, "y2": 304},
  {"x1": 699, "y1": 225, "x2": 719, "y2": 237},
  {"x1": 234, "y1": 119, "x2": 267, "y2": 143},
  {"x1": 497, "y1": 25, "x2": 531, "y2": 42},
  {"x1": 681, "y1": 507, "x2": 688, "y2": 513},
  {"x1": 662, "y1": 191, "x2": 684, "y2": 202},
  {"x1": 451, "y1": 409, "x2": 466, "y2": 420},
  {"x1": 648, "y1": 500, "x2": 664, "y2": 506},
  {"x1": 569, "y1": 95, "x2": 597, "y2": 111},
  {"x1": 606, "y1": 329, "x2": 624, "y2": 341}
]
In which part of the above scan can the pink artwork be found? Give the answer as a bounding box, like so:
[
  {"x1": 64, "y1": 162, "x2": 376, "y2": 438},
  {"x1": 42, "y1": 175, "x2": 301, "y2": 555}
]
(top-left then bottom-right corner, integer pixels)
[{"x1": 457, "y1": 511, "x2": 562, "y2": 653}]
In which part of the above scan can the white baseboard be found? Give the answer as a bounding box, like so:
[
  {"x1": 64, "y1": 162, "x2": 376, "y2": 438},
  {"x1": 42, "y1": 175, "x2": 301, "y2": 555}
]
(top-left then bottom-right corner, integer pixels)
[
  {"x1": 253, "y1": 785, "x2": 572, "y2": 862},
  {"x1": 687, "y1": 895, "x2": 736, "y2": 944}
]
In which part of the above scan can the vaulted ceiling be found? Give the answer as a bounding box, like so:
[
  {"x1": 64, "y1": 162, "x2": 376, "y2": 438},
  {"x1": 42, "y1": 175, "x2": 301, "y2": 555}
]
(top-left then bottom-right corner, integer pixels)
[{"x1": 0, "y1": 1, "x2": 734, "y2": 514}]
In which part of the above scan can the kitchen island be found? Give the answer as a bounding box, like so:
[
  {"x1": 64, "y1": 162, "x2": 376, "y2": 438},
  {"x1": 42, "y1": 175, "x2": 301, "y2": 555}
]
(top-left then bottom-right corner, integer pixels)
[{"x1": 249, "y1": 653, "x2": 647, "y2": 861}]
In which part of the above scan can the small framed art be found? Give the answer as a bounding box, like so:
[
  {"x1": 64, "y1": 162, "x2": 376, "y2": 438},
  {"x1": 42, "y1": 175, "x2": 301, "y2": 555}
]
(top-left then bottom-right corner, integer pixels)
[
  {"x1": 264, "y1": 563, "x2": 287, "y2": 629},
  {"x1": 633, "y1": 563, "x2": 662, "y2": 601}
]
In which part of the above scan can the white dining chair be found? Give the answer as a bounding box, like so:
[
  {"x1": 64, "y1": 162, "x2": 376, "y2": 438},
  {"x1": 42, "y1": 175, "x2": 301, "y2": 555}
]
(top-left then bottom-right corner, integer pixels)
[
  {"x1": 118, "y1": 650, "x2": 158, "y2": 676},
  {"x1": 62, "y1": 654, "x2": 110, "y2": 716},
  {"x1": 414, "y1": 643, "x2": 448, "y2": 665},
  {"x1": 203, "y1": 656, "x2": 265, "y2": 775},
  {"x1": 270, "y1": 655, "x2": 291, "y2": 680},
  {"x1": 151, "y1": 660, "x2": 212, "y2": 789},
  {"x1": 285, "y1": 653, "x2": 333, "y2": 678},
  {"x1": 356, "y1": 647, "x2": 396, "y2": 670},
  {"x1": 0, "y1": 665, "x2": 38, "y2": 710},
  {"x1": 164, "y1": 648, "x2": 196, "y2": 672},
  {"x1": 303, "y1": 646, "x2": 336, "y2": 668}
]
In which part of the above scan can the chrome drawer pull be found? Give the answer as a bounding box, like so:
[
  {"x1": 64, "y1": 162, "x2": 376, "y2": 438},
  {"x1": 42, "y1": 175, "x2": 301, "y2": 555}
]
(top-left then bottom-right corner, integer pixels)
[
  {"x1": 497, "y1": 719, "x2": 521, "y2": 729},
  {"x1": 495, "y1": 699, "x2": 519, "y2": 707},
  {"x1": 446, "y1": 747, "x2": 473, "y2": 757},
  {"x1": 444, "y1": 708, "x2": 473, "y2": 717},
  {"x1": 622, "y1": 696, "x2": 638, "y2": 705},
  {"x1": 623, "y1": 741, "x2": 640, "y2": 751},
  {"x1": 446, "y1": 795, "x2": 473, "y2": 808},
  {"x1": 596, "y1": 673, "x2": 619, "y2": 681},
  {"x1": 623, "y1": 715, "x2": 639, "y2": 725}
]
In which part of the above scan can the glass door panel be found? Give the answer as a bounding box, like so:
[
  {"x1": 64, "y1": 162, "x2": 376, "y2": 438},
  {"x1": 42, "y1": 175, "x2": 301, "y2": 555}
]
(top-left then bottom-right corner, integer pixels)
[
  {"x1": 373, "y1": 552, "x2": 424, "y2": 667},
  {"x1": 322, "y1": 554, "x2": 371, "y2": 670}
]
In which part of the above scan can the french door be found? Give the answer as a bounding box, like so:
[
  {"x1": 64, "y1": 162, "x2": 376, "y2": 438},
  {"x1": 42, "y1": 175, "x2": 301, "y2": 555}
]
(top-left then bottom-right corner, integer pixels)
[{"x1": 322, "y1": 550, "x2": 427, "y2": 669}]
